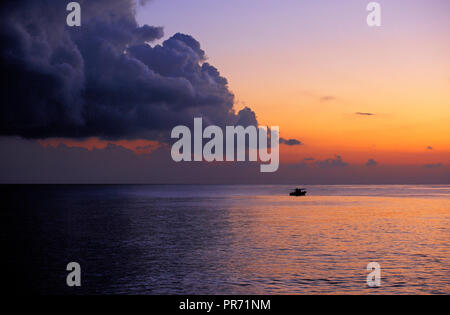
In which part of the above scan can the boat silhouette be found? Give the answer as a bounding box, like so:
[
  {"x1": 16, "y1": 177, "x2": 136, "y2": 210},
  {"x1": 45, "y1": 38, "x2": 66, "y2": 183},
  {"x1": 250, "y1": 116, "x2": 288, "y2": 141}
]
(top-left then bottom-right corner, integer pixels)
[{"x1": 290, "y1": 188, "x2": 307, "y2": 196}]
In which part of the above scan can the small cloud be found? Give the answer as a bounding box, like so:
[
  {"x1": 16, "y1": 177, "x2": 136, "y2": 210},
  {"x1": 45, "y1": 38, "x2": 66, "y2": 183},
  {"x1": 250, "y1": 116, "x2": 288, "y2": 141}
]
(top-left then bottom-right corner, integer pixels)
[
  {"x1": 426, "y1": 146, "x2": 434, "y2": 150},
  {"x1": 279, "y1": 138, "x2": 303, "y2": 146},
  {"x1": 355, "y1": 112, "x2": 375, "y2": 116},
  {"x1": 424, "y1": 163, "x2": 443, "y2": 169},
  {"x1": 290, "y1": 157, "x2": 315, "y2": 169},
  {"x1": 316, "y1": 155, "x2": 349, "y2": 168},
  {"x1": 320, "y1": 96, "x2": 336, "y2": 102},
  {"x1": 293, "y1": 162, "x2": 308, "y2": 169},
  {"x1": 292, "y1": 158, "x2": 315, "y2": 169},
  {"x1": 366, "y1": 158, "x2": 378, "y2": 167}
]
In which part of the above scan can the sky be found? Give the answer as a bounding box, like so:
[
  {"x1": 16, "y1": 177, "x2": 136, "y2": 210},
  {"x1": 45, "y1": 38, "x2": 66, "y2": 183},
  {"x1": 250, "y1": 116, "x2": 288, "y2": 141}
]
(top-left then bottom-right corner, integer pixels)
[
  {"x1": 0, "y1": 0, "x2": 448, "y2": 183},
  {"x1": 137, "y1": 0, "x2": 450, "y2": 165}
]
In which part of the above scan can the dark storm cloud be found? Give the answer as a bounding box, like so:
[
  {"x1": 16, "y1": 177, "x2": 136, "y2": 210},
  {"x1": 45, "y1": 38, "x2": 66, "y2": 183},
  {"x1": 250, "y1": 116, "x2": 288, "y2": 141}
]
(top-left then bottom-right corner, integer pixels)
[
  {"x1": 235, "y1": 107, "x2": 258, "y2": 127},
  {"x1": 366, "y1": 159, "x2": 378, "y2": 167},
  {"x1": 0, "y1": 0, "x2": 256, "y2": 141},
  {"x1": 138, "y1": 0, "x2": 153, "y2": 5},
  {"x1": 133, "y1": 25, "x2": 164, "y2": 42},
  {"x1": 315, "y1": 155, "x2": 349, "y2": 168},
  {"x1": 279, "y1": 138, "x2": 303, "y2": 146}
]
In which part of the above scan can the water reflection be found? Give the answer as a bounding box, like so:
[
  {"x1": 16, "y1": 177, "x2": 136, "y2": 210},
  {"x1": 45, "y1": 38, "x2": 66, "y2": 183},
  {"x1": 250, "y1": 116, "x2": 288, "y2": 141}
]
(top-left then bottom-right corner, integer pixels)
[{"x1": 1, "y1": 185, "x2": 449, "y2": 294}]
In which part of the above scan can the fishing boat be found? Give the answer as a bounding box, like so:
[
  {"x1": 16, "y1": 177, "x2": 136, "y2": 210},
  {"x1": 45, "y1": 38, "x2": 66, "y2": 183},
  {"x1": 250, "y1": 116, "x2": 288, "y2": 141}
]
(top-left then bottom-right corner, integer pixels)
[{"x1": 290, "y1": 188, "x2": 307, "y2": 196}]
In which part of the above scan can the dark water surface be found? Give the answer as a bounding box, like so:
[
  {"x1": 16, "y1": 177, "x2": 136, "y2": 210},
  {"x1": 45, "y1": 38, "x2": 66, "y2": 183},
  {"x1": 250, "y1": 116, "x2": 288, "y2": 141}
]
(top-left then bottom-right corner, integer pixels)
[{"x1": 1, "y1": 185, "x2": 449, "y2": 294}]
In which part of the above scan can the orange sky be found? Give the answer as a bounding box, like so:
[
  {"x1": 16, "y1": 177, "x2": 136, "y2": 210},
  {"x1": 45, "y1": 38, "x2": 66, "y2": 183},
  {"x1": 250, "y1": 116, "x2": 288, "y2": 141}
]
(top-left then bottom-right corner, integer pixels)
[
  {"x1": 214, "y1": 12, "x2": 450, "y2": 165},
  {"x1": 135, "y1": 0, "x2": 450, "y2": 167}
]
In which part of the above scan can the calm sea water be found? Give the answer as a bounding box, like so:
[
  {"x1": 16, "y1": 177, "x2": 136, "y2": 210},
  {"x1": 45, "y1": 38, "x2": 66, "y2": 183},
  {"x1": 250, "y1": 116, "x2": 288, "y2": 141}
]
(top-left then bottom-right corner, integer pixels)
[{"x1": 1, "y1": 185, "x2": 449, "y2": 295}]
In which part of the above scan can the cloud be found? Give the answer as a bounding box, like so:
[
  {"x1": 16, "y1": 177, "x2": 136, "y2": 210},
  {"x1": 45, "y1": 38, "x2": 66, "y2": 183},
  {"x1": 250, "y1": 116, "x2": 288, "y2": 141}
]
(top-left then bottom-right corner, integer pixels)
[
  {"x1": 320, "y1": 96, "x2": 336, "y2": 102},
  {"x1": 424, "y1": 163, "x2": 443, "y2": 169},
  {"x1": 133, "y1": 24, "x2": 164, "y2": 42},
  {"x1": 138, "y1": 0, "x2": 153, "y2": 5},
  {"x1": 39, "y1": 137, "x2": 160, "y2": 155},
  {"x1": 279, "y1": 138, "x2": 303, "y2": 146},
  {"x1": 292, "y1": 157, "x2": 315, "y2": 169},
  {"x1": 235, "y1": 107, "x2": 258, "y2": 127},
  {"x1": 315, "y1": 155, "x2": 349, "y2": 168},
  {"x1": 0, "y1": 0, "x2": 257, "y2": 141},
  {"x1": 426, "y1": 146, "x2": 434, "y2": 150},
  {"x1": 355, "y1": 112, "x2": 375, "y2": 116},
  {"x1": 2, "y1": 137, "x2": 449, "y2": 184},
  {"x1": 366, "y1": 159, "x2": 378, "y2": 167}
]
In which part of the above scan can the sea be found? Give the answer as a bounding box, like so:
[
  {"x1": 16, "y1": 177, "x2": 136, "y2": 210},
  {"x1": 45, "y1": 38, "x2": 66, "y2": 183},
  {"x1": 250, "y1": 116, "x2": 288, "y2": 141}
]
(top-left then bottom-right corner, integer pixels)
[{"x1": 1, "y1": 184, "x2": 449, "y2": 295}]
